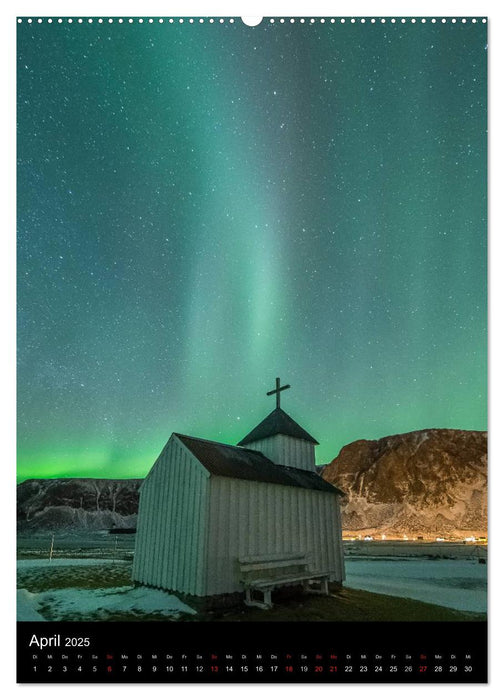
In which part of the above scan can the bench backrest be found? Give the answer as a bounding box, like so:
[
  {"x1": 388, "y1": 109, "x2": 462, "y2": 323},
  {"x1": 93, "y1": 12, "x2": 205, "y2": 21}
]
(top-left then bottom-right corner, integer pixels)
[{"x1": 239, "y1": 552, "x2": 310, "y2": 582}]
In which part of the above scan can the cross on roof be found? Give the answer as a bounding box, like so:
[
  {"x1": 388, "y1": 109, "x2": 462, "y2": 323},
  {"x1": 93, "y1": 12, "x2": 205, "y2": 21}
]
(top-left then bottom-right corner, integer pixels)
[{"x1": 266, "y1": 377, "x2": 291, "y2": 409}]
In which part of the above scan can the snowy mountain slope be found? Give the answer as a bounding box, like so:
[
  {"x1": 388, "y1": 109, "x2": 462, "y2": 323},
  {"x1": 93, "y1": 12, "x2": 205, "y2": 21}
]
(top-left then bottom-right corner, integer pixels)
[
  {"x1": 321, "y1": 429, "x2": 487, "y2": 538},
  {"x1": 17, "y1": 478, "x2": 142, "y2": 531}
]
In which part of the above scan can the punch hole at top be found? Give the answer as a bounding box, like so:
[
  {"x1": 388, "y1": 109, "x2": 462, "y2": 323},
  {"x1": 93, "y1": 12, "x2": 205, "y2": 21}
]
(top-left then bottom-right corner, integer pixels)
[{"x1": 241, "y1": 17, "x2": 263, "y2": 27}]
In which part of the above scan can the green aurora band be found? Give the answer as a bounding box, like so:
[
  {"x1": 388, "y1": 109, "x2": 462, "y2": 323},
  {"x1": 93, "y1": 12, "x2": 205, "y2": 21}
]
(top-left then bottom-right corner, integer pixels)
[{"x1": 17, "y1": 19, "x2": 487, "y2": 481}]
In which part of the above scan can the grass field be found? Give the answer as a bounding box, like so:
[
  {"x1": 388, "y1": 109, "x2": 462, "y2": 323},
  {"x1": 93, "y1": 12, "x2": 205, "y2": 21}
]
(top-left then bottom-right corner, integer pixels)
[{"x1": 205, "y1": 585, "x2": 485, "y2": 623}]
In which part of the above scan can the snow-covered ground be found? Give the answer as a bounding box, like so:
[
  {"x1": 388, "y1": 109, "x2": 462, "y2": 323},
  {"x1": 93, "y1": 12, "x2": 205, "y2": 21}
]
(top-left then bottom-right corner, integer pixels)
[
  {"x1": 17, "y1": 555, "x2": 487, "y2": 620},
  {"x1": 17, "y1": 557, "x2": 118, "y2": 570},
  {"x1": 17, "y1": 585, "x2": 196, "y2": 621},
  {"x1": 17, "y1": 558, "x2": 196, "y2": 621},
  {"x1": 17, "y1": 590, "x2": 45, "y2": 621},
  {"x1": 345, "y1": 557, "x2": 487, "y2": 612}
]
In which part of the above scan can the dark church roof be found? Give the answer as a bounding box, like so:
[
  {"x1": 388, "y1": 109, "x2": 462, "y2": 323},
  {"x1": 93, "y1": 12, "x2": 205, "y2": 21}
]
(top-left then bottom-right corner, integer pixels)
[
  {"x1": 175, "y1": 433, "x2": 342, "y2": 495},
  {"x1": 237, "y1": 407, "x2": 319, "y2": 447}
]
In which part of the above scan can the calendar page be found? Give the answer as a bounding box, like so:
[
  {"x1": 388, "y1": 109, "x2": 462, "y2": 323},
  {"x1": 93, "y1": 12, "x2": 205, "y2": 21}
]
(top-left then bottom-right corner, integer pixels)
[{"x1": 16, "y1": 13, "x2": 487, "y2": 683}]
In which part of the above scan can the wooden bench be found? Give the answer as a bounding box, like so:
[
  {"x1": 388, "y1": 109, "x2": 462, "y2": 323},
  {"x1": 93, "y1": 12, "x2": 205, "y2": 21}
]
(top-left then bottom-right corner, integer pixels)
[{"x1": 239, "y1": 552, "x2": 330, "y2": 609}]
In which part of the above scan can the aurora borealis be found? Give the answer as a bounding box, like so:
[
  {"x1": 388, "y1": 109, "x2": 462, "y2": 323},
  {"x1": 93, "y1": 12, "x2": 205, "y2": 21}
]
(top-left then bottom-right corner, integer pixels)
[{"x1": 17, "y1": 18, "x2": 487, "y2": 482}]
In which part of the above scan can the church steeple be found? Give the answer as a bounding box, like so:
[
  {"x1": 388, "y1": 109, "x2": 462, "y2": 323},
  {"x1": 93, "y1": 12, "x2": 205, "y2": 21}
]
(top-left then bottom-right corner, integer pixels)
[
  {"x1": 237, "y1": 407, "x2": 319, "y2": 447},
  {"x1": 237, "y1": 378, "x2": 318, "y2": 472}
]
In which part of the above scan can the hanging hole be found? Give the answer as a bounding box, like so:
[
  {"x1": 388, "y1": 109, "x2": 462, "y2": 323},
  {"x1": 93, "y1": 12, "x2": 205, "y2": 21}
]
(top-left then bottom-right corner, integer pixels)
[{"x1": 241, "y1": 17, "x2": 263, "y2": 27}]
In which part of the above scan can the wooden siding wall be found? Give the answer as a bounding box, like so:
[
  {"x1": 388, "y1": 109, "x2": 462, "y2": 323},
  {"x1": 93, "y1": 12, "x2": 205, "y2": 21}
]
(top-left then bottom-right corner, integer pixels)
[
  {"x1": 204, "y1": 476, "x2": 344, "y2": 595},
  {"x1": 246, "y1": 434, "x2": 316, "y2": 471},
  {"x1": 132, "y1": 437, "x2": 209, "y2": 596},
  {"x1": 335, "y1": 494, "x2": 346, "y2": 581}
]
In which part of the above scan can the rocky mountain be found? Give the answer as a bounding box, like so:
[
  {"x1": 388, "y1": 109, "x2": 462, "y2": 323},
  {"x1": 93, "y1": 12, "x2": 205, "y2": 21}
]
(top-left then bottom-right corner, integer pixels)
[
  {"x1": 17, "y1": 478, "x2": 142, "y2": 532},
  {"x1": 321, "y1": 429, "x2": 487, "y2": 538},
  {"x1": 18, "y1": 429, "x2": 487, "y2": 538}
]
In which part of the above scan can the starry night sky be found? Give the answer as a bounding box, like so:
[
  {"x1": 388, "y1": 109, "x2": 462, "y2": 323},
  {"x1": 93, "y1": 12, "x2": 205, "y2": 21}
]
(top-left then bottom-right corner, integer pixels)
[{"x1": 17, "y1": 18, "x2": 487, "y2": 481}]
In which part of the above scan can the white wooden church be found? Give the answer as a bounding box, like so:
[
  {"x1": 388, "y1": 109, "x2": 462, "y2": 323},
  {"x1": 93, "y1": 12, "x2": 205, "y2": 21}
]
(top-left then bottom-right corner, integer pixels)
[{"x1": 132, "y1": 379, "x2": 345, "y2": 608}]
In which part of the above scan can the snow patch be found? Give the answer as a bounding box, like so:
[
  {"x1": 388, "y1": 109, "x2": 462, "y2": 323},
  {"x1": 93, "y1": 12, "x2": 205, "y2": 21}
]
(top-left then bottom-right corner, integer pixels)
[
  {"x1": 17, "y1": 558, "x2": 119, "y2": 570},
  {"x1": 17, "y1": 589, "x2": 45, "y2": 621},
  {"x1": 345, "y1": 557, "x2": 487, "y2": 613},
  {"x1": 17, "y1": 585, "x2": 196, "y2": 621}
]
